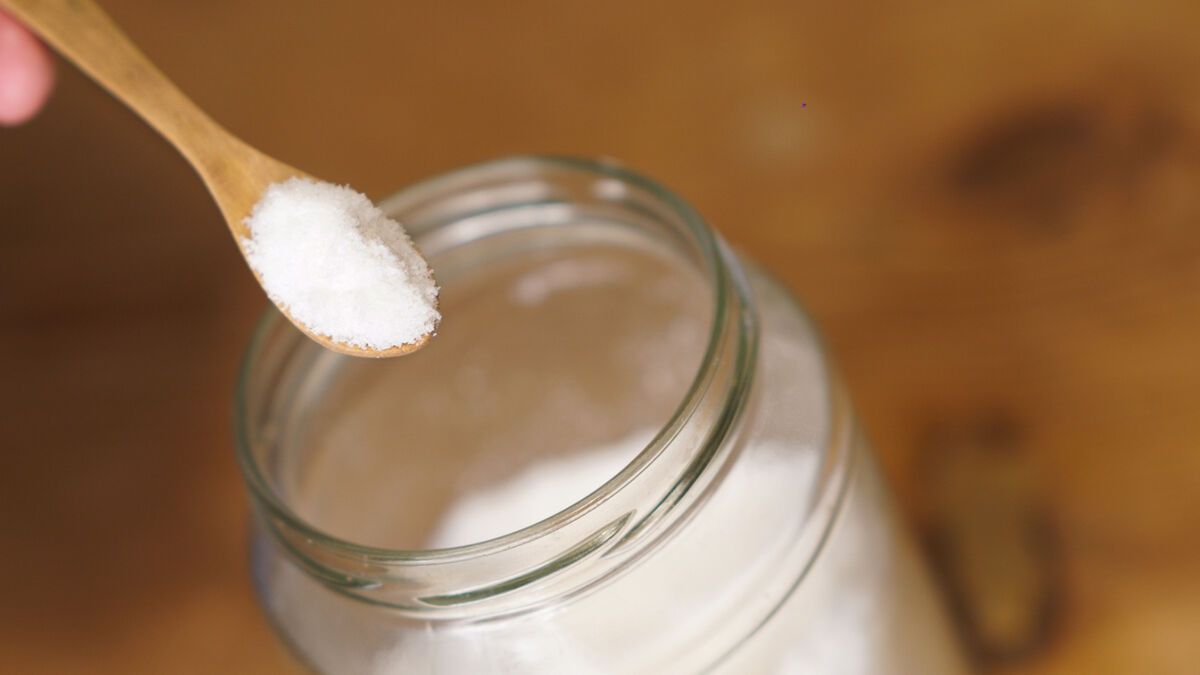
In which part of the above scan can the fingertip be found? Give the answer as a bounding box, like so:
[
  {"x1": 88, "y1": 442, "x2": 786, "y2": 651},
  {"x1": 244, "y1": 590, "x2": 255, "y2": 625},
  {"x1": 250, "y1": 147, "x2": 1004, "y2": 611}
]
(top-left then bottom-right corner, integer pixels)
[{"x1": 0, "y1": 10, "x2": 56, "y2": 126}]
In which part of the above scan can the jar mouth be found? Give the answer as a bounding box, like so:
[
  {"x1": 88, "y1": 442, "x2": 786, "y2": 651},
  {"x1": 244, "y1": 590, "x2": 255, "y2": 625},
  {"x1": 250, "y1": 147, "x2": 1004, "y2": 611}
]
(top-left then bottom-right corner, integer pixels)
[{"x1": 233, "y1": 156, "x2": 756, "y2": 578}]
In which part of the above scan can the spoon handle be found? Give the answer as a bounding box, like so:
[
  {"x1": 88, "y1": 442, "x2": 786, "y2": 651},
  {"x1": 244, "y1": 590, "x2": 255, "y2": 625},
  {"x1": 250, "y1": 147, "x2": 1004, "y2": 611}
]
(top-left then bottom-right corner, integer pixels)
[
  {"x1": 3, "y1": 1, "x2": 229, "y2": 160},
  {"x1": 1, "y1": 0, "x2": 301, "y2": 232}
]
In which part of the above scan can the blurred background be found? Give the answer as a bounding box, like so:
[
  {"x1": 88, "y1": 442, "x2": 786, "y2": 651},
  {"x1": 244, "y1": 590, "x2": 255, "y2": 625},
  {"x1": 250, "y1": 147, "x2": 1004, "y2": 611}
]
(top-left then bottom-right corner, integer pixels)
[{"x1": 3, "y1": 0, "x2": 1200, "y2": 672}]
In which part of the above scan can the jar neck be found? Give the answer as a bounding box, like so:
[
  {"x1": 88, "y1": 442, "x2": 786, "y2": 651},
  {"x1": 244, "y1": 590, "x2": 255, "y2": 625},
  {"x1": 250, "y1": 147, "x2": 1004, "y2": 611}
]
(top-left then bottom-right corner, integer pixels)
[{"x1": 235, "y1": 156, "x2": 759, "y2": 620}]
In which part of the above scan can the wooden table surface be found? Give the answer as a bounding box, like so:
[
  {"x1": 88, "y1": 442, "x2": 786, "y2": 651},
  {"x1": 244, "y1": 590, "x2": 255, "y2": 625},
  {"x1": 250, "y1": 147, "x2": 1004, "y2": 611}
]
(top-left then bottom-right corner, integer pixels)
[{"x1": 3, "y1": 1, "x2": 1199, "y2": 672}]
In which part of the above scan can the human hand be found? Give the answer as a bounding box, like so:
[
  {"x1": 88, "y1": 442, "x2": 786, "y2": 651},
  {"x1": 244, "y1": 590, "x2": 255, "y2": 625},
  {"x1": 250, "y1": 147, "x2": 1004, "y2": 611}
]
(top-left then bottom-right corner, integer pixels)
[{"x1": 0, "y1": 9, "x2": 55, "y2": 125}]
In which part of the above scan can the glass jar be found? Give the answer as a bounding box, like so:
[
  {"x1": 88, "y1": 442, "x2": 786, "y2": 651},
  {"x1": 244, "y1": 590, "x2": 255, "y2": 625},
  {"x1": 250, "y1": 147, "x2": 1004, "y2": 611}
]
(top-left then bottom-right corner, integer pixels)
[{"x1": 234, "y1": 157, "x2": 968, "y2": 674}]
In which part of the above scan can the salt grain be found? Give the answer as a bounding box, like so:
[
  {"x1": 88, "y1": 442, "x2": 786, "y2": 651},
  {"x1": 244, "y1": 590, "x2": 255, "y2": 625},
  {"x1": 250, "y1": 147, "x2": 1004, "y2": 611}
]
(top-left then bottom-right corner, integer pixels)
[{"x1": 242, "y1": 178, "x2": 440, "y2": 350}]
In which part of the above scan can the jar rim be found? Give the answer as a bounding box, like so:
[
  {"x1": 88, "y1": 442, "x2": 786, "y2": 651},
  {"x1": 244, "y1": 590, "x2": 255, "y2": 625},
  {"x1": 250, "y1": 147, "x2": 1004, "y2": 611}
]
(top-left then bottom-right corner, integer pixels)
[{"x1": 232, "y1": 155, "x2": 762, "y2": 573}]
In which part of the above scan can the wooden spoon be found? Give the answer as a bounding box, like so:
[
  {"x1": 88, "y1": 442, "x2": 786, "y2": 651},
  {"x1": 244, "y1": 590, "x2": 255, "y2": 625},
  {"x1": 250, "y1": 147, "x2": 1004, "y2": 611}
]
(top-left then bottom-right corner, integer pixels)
[{"x1": 1, "y1": 0, "x2": 432, "y2": 357}]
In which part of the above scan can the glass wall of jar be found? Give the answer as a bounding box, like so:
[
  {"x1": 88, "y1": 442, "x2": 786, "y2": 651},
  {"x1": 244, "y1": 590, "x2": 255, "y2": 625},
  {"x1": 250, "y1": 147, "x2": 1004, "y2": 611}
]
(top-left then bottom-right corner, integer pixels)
[{"x1": 234, "y1": 157, "x2": 968, "y2": 674}]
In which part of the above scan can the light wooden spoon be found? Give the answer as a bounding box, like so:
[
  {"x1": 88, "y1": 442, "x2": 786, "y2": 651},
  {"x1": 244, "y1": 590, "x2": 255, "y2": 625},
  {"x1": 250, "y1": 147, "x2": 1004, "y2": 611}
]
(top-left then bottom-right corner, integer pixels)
[{"x1": 2, "y1": 0, "x2": 432, "y2": 358}]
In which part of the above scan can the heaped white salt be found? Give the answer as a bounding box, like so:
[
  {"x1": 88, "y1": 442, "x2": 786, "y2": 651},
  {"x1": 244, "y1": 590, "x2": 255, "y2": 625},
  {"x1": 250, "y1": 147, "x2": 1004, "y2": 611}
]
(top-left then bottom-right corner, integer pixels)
[{"x1": 241, "y1": 178, "x2": 440, "y2": 351}]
